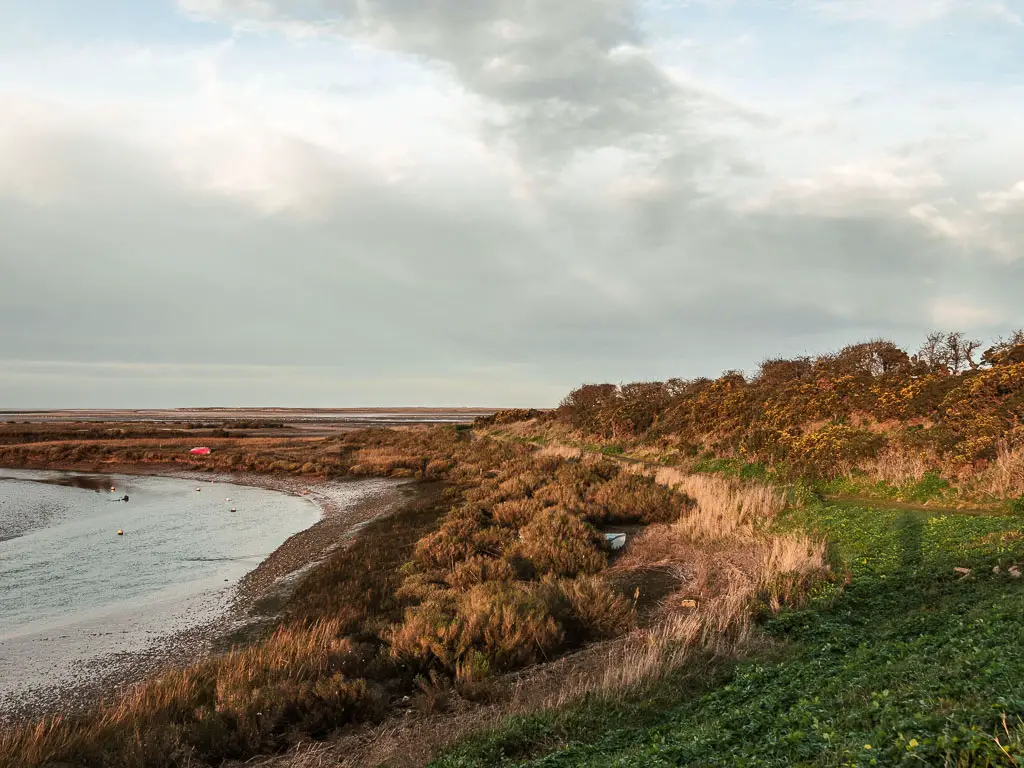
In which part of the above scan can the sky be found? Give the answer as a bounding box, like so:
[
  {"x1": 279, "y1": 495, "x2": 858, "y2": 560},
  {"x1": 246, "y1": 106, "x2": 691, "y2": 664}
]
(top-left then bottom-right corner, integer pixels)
[{"x1": 1, "y1": 0, "x2": 1023, "y2": 408}]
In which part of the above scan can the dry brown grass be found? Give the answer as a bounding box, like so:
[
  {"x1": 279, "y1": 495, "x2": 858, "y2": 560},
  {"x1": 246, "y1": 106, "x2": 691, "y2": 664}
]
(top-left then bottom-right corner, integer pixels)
[
  {"x1": 0, "y1": 619, "x2": 385, "y2": 768},
  {"x1": 349, "y1": 446, "x2": 424, "y2": 476},
  {"x1": 973, "y1": 443, "x2": 1024, "y2": 498},
  {"x1": 636, "y1": 466, "x2": 786, "y2": 539},
  {"x1": 542, "y1": 462, "x2": 828, "y2": 704},
  {"x1": 859, "y1": 446, "x2": 935, "y2": 484},
  {"x1": 536, "y1": 443, "x2": 583, "y2": 461}
]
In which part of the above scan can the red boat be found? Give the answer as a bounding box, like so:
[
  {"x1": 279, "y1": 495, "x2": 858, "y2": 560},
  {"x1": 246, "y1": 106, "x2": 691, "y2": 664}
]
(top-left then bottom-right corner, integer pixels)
[{"x1": 189, "y1": 447, "x2": 211, "y2": 456}]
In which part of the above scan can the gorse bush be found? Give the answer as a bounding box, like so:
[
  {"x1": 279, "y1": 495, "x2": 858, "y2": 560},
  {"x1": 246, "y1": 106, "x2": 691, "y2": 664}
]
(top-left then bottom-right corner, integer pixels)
[{"x1": 552, "y1": 331, "x2": 1024, "y2": 481}]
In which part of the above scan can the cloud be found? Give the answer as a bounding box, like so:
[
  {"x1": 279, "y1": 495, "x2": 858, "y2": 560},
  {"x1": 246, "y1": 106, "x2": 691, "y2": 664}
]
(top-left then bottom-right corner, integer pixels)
[
  {"x1": 806, "y1": 0, "x2": 1023, "y2": 27},
  {"x1": 734, "y1": 157, "x2": 947, "y2": 216},
  {"x1": 176, "y1": 0, "x2": 750, "y2": 178},
  {"x1": 979, "y1": 179, "x2": 1024, "y2": 212},
  {"x1": 928, "y1": 296, "x2": 1001, "y2": 328},
  {"x1": 1, "y1": 0, "x2": 1023, "y2": 407}
]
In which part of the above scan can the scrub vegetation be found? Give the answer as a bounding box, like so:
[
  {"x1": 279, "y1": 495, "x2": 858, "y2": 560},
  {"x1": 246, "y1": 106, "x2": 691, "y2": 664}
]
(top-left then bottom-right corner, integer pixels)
[{"x1": 1, "y1": 328, "x2": 1023, "y2": 768}]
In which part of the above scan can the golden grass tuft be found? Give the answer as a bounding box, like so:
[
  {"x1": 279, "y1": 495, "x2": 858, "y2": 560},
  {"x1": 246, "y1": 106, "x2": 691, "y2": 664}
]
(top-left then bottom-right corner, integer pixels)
[
  {"x1": 860, "y1": 446, "x2": 935, "y2": 484},
  {"x1": 536, "y1": 443, "x2": 583, "y2": 461},
  {"x1": 973, "y1": 442, "x2": 1024, "y2": 499}
]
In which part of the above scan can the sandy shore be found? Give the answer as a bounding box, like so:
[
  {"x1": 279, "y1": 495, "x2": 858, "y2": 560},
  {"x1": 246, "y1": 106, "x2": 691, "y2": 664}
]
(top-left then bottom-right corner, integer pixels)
[{"x1": 0, "y1": 470, "x2": 421, "y2": 724}]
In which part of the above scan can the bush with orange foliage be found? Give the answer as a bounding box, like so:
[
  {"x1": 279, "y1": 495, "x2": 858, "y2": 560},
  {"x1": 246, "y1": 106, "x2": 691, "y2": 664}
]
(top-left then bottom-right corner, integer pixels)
[{"x1": 552, "y1": 332, "x2": 1024, "y2": 481}]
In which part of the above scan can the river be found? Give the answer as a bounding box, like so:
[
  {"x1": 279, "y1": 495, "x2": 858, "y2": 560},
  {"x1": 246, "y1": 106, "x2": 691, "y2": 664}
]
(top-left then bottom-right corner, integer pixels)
[{"x1": 0, "y1": 468, "x2": 322, "y2": 711}]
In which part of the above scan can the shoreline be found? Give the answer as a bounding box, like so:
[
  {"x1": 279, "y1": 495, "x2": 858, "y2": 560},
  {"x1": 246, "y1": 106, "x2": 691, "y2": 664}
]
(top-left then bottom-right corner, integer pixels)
[{"x1": 0, "y1": 466, "x2": 419, "y2": 724}]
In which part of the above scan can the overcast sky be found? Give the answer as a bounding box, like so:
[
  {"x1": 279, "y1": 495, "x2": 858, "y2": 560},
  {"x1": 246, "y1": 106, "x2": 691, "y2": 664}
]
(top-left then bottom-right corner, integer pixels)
[{"x1": 1, "y1": 1, "x2": 1023, "y2": 408}]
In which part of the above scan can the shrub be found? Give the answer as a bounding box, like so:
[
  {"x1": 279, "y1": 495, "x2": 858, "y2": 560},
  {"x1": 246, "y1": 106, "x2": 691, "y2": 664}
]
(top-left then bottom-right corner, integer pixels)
[
  {"x1": 449, "y1": 555, "x2": 517, "y2": 589},
  {"x1": 558, "y1": 575, "x2": 635, "y2": 640},
  {"x1": 905, "y1": 470, "x2": 950, "y2": 502},
  {"x1": 388, "y1": 581, "x2": 565, "y2": 676},
  {"x1": 586, "y1": 472, "x2": 690, "y2": 524},
  {"x1": 413, "y1": 505, "x2": 515, "y2": 572},
  {"x1": 515, "y1": 508, "x2": 607, "y2": 578},
  {"x1": 474, "y1": 409, "x2": 544, "y2": 427},
  {"x1": 781, "y1": 424, "x2": 886, "y2": 479},
  {"x1": 492, "y1": 497, "x2": 544, "y2": 527}
]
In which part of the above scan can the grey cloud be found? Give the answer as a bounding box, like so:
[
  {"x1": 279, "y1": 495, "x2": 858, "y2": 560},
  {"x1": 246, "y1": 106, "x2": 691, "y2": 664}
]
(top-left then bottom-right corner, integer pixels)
[
  {"x1": 4, "y1": 116, "x2": 1004, "y2": 383},
  {"x1": 186, "y1": 0, "x2": 734, "y2": 169},
  {"x1": 4, "y1": 146, "x2": 1019, "y2": 407}
]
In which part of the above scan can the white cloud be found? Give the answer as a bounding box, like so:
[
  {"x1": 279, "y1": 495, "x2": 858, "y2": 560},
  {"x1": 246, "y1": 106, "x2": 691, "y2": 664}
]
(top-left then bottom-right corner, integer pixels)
[
  {"x1": 979, "y1": 180, "x2": 1024, "y2": 212},
  {"x1": 909, "y1": 202, "x2": 963, "y2": 239},
  {"x1": 928, "y1": 296, "x2": 1001, "y2": 328},
  {"x1": 735, "y1": 158, "x2": 946, "y2": 215}
]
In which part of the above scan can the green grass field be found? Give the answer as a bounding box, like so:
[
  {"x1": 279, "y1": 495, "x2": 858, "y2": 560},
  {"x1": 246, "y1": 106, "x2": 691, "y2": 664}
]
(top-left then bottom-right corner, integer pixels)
[{"x1": 432, "y1": 501, "x2": 1024, "y2": 767}]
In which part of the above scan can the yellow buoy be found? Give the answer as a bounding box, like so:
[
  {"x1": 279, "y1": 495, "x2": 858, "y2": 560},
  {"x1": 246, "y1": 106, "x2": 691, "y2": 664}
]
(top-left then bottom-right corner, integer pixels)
[{"x1": 117, "y1": 529, "x2": 124, "y2": 536}]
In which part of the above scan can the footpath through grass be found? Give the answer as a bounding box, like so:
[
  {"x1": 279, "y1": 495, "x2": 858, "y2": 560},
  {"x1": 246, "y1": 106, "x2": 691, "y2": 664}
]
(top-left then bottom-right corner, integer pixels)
[{"x1": 432, "y1": 502, "x2": 1024, "y2": 767}]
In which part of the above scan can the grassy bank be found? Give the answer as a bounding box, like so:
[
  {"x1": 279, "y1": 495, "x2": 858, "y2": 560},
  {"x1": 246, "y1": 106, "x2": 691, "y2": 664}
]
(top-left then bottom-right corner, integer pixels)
[{"x1": 432, "y1": 500, "x2": 1024, "y2": 767}]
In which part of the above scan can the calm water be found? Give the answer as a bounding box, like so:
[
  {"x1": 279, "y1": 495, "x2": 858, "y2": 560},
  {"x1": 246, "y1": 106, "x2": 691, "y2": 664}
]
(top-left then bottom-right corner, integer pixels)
[{"x1": 0, "y1": 469, "x2": 322, "y2": 705}]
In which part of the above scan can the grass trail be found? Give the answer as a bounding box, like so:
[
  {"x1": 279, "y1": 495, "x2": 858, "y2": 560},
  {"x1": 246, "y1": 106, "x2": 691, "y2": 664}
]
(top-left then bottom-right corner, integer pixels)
[{"x1": 432, "y1": 502, "x2": 1024, "y2": 767}]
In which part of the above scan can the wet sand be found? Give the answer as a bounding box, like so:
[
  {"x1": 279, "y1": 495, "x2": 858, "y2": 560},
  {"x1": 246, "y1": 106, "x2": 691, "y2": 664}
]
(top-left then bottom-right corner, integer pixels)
[{"x1": 0, "y1": 471, "x2": 419, "y2": 723}]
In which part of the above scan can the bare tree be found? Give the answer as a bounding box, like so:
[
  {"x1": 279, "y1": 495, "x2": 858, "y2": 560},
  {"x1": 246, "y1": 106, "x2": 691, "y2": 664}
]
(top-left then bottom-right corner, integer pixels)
[
  {"x1": 944, "y1": 332, "x2": 983, "y2": 373},
  {"x1": 914, "y1": 331, "x2": 947, "y2": 373},
  {"x1": 915, "y1": 331, "x2": 982, "y2": 374},
  {"x1": 982, "y1": 329, "x2": 1024, "y2": 366}
]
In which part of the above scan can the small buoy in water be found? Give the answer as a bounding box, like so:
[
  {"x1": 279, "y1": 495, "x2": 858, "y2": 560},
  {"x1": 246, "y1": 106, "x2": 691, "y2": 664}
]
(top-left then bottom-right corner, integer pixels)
[{"x1": 117, "y1": 529, "x2": 124, "y2": 536}]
